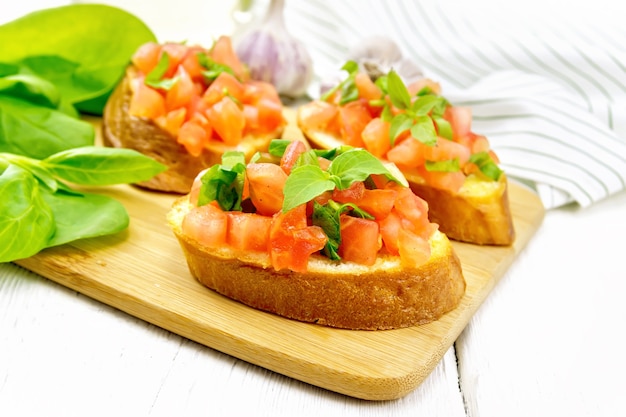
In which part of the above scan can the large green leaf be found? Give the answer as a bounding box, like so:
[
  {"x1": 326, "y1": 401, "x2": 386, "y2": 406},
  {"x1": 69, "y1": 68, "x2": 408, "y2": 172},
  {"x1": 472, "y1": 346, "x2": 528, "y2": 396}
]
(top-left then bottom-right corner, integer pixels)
[{"x1": 0, "y1": 4, "x2": 157, "y2": 114}]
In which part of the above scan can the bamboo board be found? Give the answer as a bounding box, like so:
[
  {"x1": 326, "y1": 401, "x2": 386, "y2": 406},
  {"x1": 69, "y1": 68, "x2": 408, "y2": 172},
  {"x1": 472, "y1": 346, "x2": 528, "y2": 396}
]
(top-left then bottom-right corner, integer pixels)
[{"x1": 15, "y1": 119, "x2": 544, "y2": 401}]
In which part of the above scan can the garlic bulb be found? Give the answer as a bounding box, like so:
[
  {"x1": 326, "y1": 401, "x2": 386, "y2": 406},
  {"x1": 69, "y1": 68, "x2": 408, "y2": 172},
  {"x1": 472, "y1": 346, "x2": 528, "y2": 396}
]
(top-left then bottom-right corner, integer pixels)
[
  {"x1": 234, "y1": 0, "x2": 313, "y2": 99},
  {"x1": 347, "y1": 35, "x2": 423, "y2": 84}
]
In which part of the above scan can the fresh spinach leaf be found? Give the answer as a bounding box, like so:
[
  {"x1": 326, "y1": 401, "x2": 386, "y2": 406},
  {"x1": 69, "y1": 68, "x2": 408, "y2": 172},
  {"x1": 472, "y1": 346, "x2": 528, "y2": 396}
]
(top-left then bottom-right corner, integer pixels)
[
  {"x1": 0, "y1": 95, "x2": 94, "y2": 159},
  {"x1": 42, "y1": 190, "x2": 129, "y2": 247},
  {"x1": 0, "y1": 73, "x2": 60, "y2": 108},
  {"x1": 0, "y1": 4, "x2": 157, "y2": 114},
  {"x1": 0, "y1": 164, "x2": 55, "y2": 263}
]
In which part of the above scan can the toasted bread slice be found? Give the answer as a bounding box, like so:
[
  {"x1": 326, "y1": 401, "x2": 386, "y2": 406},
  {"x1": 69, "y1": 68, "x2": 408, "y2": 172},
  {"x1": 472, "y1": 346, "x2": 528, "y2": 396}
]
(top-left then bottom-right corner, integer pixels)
[
  {"x1": 102, "y1": 66, "x2": 284, "y2": 194},
  {"x1": 297, "y1": 124, "x2": 515, "y2": 246},
  {"x1": 167, "y1": 196, "x2": 465, "y2": 330}
]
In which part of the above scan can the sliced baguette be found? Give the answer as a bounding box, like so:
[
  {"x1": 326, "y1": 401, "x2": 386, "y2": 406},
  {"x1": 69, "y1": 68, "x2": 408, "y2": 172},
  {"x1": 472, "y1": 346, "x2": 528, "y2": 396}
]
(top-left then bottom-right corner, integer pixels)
[
  {"x1": 102, "y1": 66, "x2": 284, "y2": 194},
  {"x1": 167, "y1": 196, "x2": 466, "y2": 331},
  {"x1": 297, "y1": 124, "x2": 515, "y2": 246}
]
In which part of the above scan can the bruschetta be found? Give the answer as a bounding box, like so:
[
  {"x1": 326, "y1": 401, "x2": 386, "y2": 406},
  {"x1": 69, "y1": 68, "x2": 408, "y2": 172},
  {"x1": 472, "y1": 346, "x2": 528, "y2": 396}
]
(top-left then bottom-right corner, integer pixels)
[
  {"x1": 167, "y1": 140, "x2": 465, "y2": 330},
  {"x1": 297, "y1": 62, "x2": 515, "y2": 245},
  {"x1": 102, "y1": 36, "x2": 286, "y2": 194}
]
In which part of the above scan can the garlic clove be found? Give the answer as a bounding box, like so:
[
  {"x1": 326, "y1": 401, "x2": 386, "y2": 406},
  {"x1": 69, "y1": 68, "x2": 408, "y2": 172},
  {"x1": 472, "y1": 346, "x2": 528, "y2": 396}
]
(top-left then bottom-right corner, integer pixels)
[{"x1": 234, "y1": 0, "x2": 313, "y2": 99}]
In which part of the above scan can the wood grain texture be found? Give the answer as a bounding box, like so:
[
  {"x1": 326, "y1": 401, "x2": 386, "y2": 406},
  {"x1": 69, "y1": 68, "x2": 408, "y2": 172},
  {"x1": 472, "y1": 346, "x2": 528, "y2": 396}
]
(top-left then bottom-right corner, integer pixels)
[{"x1": 14, "y1": 118, "x2": 545, "y2": 401}]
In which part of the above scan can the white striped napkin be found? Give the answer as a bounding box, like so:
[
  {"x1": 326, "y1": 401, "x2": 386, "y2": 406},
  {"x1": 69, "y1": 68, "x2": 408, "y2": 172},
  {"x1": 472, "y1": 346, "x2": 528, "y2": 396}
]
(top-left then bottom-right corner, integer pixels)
[{"x1": 268, "y1": 0, "x2": 626, "y2": 209}]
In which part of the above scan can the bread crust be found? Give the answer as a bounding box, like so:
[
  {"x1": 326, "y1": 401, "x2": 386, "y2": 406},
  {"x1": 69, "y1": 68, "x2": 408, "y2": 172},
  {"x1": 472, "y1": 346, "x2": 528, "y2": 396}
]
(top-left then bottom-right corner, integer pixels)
[
  {"x1": 298, "y1": 122, "x2": 515, "y2": 246},
  {"x1": 102, "y1": 66, "x2": 284, "y2": 194},
  {"x1": 168, "y1": 197, "x2": 466, "y2": 330}
]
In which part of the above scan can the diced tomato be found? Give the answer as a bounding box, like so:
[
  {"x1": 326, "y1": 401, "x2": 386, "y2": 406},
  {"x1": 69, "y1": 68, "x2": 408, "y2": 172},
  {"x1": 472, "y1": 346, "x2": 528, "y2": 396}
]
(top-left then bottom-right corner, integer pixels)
[
  {"x1": 406, "y1": 78, "x2": 442, "y2": 95},
  {"x1": 444, "y1": 106, "x2": 472, "y2": 140},
  {"x1": 242, "y1": 80, "x2": 281, "y2": 104},
  {"x1": 161, "y1": 42, "x2": 188, "y2": 78},
  {"x1": 333, "y1": 183, "x2": 397, "y2": 220},
  {"x1": 210, "y1": 35, "x2": 249, "y2": 82},
  {"x1": 246, "y1": 163, "x2": 288, "y2": 216},
  {"x1": 355, "y1": 72, "x2": 383, "y2": 101},
  {"x1": 182, "y1": 203, "x2": 228, "y2": 248},
  {"x1": 297, "y1": 100, "x2": 340, "y2": 133},
  {"x1": 337, "y1": 215, "x2": 380, "y2": 266},
  {"x1": 338, "y1": 100, "x2": 371, "y2": 147},
  {"x1": 132, "y1": 42, "x2": 162, "y2": 74},
  {"x1": 255, "y1": 97, "x2": 285, "y2": 133},
  {"x1": 397, "y1": 228, "x2": 431, "y2": 268},
  {"x1": 188, "y1": 169, "x2": 209, "y2": 206},
  {"x1": 332, "y1": 181, "x2": 365, "y2": 202},
  {"x1": 202, "y1": 71, "x2": 244, "y2": 107},
  {"x1": 471, "y1": 134, "x2": 490, "y2": 154},
  {"x1": 129, "y1": 79, "x2": 166, "y2": 119},
  {"x1": 155, "y1": 107, "x2": 187, "y2": 137},
  {"x1": 242, "y1": 104, "x2": 260, "y2": 132},
  {"x1": 393, "y1": 187, "x2": 431, "y2": 236},
  {"x1": 355, "y1": 189, "x2": 398, "y2": 220},
  {"x1": 280, "y1": 140, "x2": 307, "y2": 175},
  {"x1": 206, "y1": 96, "x2": 245, "y2": 146},
  {"x1": 416, "y1": 165, "x2": 466, "y2": 193},
  {"x1": 177, "y1": 120, "x2": 208, "y2": 157},
  {"x1": 422, "y1": 137, "x2": 471, "y2": 166},
  {"x1": 180, "y1": 45, "x2": 206, "y2": 81},
  {"x1": 386, "y1": 137, "x2": 426, "y2": 168},
  {"x1": 226, "y1": 211, "x2": 272, "y2": 252},
  {"x1": 361, "y1": 118, "x2": 391, "y2": 158},
  {"x1": 269, "y1": 205, "x2": 327, "y2": 272},
  {"x1": 378, "y1": 209, "x2": 403, "y2": 255},
  {"x1": 165, "y1": 65, "x2": 195, "y2": 111}
]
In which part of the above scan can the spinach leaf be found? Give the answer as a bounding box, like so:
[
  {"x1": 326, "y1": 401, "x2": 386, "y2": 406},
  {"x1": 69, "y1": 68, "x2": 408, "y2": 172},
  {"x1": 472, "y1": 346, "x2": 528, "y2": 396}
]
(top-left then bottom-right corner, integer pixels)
[
  {"x1": 0, "y1": 164, "x2": 55, "y2": 263},
  {"x1": 0, "y1": 95, "x2": 94, "y2": 159},
  {"x1": 0, "y1": 4, "x2": 157, "y2": 114},
  {"x1": 0, "y1": 73, "x2": 60, "y2": 108},
  {"x1": 42, "y1": 190, "x2": 129, "y2": 247}
]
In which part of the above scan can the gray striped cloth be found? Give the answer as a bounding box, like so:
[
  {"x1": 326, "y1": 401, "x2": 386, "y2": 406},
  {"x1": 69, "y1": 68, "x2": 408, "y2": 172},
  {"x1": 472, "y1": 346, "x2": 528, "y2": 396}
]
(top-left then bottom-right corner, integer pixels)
[{"x1": 264, "y1": 0, "x2": 626, "y2": 209}]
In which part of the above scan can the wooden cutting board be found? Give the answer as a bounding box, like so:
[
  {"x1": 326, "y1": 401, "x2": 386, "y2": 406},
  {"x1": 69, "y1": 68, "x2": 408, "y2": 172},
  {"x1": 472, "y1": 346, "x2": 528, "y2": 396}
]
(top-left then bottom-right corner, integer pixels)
[{"x1": 14, "y1": 117, "x2": 544, "y2": 401}]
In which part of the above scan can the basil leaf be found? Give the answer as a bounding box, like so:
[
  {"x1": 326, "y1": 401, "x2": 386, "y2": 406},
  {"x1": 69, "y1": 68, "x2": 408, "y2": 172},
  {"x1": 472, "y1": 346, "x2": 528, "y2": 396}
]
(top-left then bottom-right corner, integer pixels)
[
  {"x1": 389, "y1": 113, "x2": 414, "y2": 145},
  {"x1": 469, "y1": 151, "x2": 503, "y2": 181},
  {"x1": 145, "y1": 54, "x2": 178, "y2": 90},
  {"x1": 41, "y1": 146, "x2": 167, "y2": 185},
  {"x1": 328, "y1": 148, "x2": 397, "y2": 189},
  {"x1": 321, "y1": 60, "x2": 359, "y2": 103},
  {"x1": 198, "y1": 53, "x2": 236, "y2": 82},
  {"x1": 411, "y1": 94, "x2": 443, "y2": 116},
  {"x1": 43, "y1": 190, "x2": 129, "y2": 247},
  {"x1": 410, "y1": 116, "x2": 437, "y2": 146},
  {"x1": 311, "y1": 200, "x2": 341, "y2": 260},
  {"x1": 312, "y1": 199, "x2": 374, "y2": 261},
  {"x1": 433, "y1": 115, "x2": 453, "y2": 140},
  {"x1": 0, "y1": 95, "x2": 94, "y2": 159},
  {"x1": 282, "y1": 165, "x2": 335, "y2": 212},
  {"x1": 268, "y1": 139, "x2": 291, "y2": 157},
  {"x1": 0, "y1": 4, "x2": 157, "y2": 114},
  {"x1": 0, "y1": 164, "x2": 55, "y2": 262},
  {"x1": 425, "y1": 159, "x2": 461, "y2": 172},
  {"x1": 198, "y1": 151, "x2": 246, "y2": 210},
  {"x1": 387, "y1": 70, "x2": 411, "y2": 110}
]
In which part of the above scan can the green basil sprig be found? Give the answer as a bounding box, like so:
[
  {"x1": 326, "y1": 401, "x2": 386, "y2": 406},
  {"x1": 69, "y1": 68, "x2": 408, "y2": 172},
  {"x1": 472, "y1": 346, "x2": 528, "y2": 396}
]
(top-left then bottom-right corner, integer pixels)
[
  {"x1": 197, "y1": 151, "x2": 247, "y2": 211},
  {"x1": 0, "y1": 147, "x2": 166, "y2": 263},
  {"x1": 311, "y1": 199, "x2": 373, "y2": 260},
  {"x1": 282, "y1": 147, "x2": 406, "y2": 212}
]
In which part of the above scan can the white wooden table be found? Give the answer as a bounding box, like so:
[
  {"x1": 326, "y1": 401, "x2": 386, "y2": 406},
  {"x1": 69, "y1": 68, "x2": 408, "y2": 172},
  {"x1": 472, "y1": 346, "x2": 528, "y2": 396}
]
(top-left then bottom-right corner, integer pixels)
[{"x1": 2, "y1": 188, "x2": 625, "y2": 417}]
